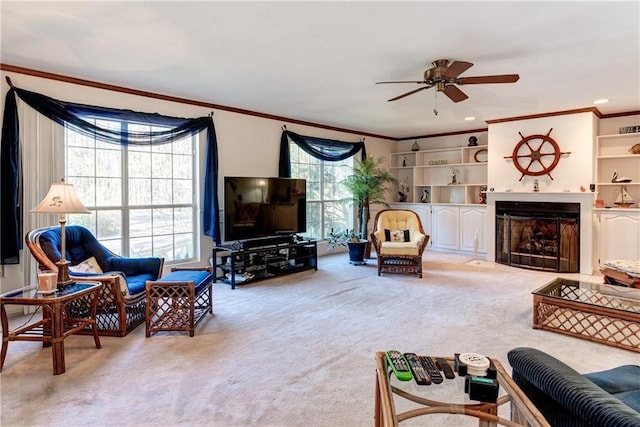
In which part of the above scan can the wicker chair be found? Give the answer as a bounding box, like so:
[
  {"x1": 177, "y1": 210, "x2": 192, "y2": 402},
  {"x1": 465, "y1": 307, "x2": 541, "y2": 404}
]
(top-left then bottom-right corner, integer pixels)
[
  {"x1": 26, "y1": 225, "x2": 164, "y2": 336},
  {"x1": 370, "y1": 209, "x2": 429, "y2": 278}
]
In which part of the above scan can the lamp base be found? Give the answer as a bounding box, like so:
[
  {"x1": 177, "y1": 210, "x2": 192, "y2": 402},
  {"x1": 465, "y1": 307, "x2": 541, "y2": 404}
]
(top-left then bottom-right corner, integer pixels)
[{"x1": 55, "y1": 260, "x2": 75, "y2": 287}]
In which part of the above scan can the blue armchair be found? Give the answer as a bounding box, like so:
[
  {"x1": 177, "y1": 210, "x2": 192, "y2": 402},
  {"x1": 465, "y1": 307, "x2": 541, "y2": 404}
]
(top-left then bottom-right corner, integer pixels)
[
  {"x1": 26, "y1": 225, "x2": 164, "y2": 336},
  {"x1": 508, "y1": 347, "x2": 640, "y2": 427}
]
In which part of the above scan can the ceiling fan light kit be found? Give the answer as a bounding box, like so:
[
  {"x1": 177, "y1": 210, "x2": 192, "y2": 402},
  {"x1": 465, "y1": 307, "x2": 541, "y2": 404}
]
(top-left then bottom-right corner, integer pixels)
[{"x1": 377, "y1": 59, "x2": 520, "y2": 104}]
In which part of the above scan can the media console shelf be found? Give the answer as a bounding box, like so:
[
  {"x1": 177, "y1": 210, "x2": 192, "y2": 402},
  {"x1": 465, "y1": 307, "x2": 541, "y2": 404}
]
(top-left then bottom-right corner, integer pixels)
[{"x1": 212, "y1": 240, "x2": 317, "y2": 289}]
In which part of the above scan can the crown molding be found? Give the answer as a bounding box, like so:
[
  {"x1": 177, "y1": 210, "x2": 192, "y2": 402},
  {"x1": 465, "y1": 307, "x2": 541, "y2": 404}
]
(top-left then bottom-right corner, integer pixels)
[
  {"x1": 0, "y1": 63, "x2": 397, "y2": 141},
  {"x1": 395, "y1": 128, "x2": 489, "y2": 141},
  {"x1": 600, "y1": 110, "x2": 640, "y2": 119},
  {"x1": 3, "y1": 64, "x2": 638, "y2": 143},
  {"x1": 486, "y1": 107, "x2": 601, "y2": 125}
]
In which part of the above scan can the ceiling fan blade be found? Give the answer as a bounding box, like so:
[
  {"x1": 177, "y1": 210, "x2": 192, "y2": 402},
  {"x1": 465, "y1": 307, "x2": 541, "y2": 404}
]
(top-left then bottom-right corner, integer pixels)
[
  {"x1": 457, "y1": 74, "x2": 520, "y2": 84},
  {"x1": 387, "y1": 86, "x2": 431, "y2": 102},
  {"x1": 442, "y1": 85, "x2": 468, "y2": 103},
  {"x1": 376, "y1": 80, "x2": 425, "y2": 84},
  {"x1": 442, "y1": 61, "x2": 473, "y2": 78}
]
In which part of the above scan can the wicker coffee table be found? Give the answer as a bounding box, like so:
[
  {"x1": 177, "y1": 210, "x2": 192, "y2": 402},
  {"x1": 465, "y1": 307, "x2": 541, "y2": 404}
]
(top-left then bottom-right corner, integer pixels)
[{"x1": 532, "y1": 278, "x2": 640, "y2": 353}]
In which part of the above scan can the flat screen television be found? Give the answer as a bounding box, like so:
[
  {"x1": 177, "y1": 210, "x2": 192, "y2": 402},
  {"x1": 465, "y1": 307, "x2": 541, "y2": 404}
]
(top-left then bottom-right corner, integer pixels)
[{"x1": 224, "y1": 177, "x2": 307, "y2": 242}]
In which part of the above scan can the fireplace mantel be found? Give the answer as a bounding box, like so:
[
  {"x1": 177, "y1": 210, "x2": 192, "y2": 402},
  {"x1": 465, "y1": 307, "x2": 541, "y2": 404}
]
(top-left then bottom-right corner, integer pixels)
[{"x1": 486, "y1": 191, "x2": 595, "y2": 275}]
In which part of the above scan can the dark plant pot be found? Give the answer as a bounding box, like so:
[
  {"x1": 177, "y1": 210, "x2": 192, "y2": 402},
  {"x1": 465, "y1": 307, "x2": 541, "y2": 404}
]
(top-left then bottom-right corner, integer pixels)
[{"x1": 347, "y1": 241, "x2": 367, "y2": 265}]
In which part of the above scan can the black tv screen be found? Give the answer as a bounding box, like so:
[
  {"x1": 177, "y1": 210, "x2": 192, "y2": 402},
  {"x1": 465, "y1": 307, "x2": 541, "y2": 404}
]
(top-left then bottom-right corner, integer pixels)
[{"x1": 224, "y1": 177, "x2": 307, "y2": 242}]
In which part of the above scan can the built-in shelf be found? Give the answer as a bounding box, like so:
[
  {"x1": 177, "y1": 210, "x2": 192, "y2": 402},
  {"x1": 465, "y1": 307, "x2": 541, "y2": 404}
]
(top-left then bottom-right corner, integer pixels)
[
  {"x1": 596, "y1": 132, "x2": 640, "y2": 210},
  {"x1": 391, "y1": 145, "x2": 488, "y2": 204}
]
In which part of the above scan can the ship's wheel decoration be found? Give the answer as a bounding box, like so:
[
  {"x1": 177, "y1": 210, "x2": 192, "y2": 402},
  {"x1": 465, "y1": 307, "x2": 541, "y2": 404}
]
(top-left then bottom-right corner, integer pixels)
[{"x1": 504, "y1": 128, "x2": 570, "y2": 181}]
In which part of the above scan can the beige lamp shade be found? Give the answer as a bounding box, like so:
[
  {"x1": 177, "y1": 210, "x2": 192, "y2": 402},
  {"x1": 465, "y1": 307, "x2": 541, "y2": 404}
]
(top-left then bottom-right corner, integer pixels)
[
  {"x1": 30, "y1": 179, "x2": 89, "y2": 287},
  {"x1": 30, "y1": 181, "x2": 90, "y2": 214}
]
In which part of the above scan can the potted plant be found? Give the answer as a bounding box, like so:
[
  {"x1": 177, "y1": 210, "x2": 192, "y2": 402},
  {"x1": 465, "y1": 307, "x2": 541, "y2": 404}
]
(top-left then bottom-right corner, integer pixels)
[
  {"x1": 326, "y1": 228, "x2": 368, "y2": 265},
  {"x1": 341, "y1": 156, "x2": 397, "y2": 258}
]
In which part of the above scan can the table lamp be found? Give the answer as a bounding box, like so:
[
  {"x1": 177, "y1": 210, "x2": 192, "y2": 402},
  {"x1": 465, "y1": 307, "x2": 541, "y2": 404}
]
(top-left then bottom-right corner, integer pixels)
[{"x1": 30, "y1": 179, "x2": 90, "y2": 287}]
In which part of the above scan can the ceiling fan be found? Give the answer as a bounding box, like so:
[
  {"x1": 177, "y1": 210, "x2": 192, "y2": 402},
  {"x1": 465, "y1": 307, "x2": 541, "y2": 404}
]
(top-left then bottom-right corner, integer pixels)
[{"x1": 377, "y1": 59, "x2": 519, "y2": 103}]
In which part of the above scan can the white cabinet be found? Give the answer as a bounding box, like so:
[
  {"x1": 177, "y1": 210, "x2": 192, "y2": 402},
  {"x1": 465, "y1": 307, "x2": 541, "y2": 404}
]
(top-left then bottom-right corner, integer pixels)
[
  {"x1": 431, "y1": 205, "x2": 460, "y2": 251},
  {"x1": 598, "y1": 210, "x2": 640, "y2": 264},
  {"x1": 390, "y1": 145, "x2": 488, "y2": 205},
  {"x1": 431, "y1": 205, "x2": 487, "y2": 253},
  {"x1": 411, "y1": 204, "x2": 432, "y2": 243},
  {"x1": 595, "y1": 133, "x2": 640, "y2": 209},
  {"x1": 387, "y1": 203, "x2": 486, "y2": 254},
  {"x1": 459, "y1": 207, "x2": 487, "y2": 253}
]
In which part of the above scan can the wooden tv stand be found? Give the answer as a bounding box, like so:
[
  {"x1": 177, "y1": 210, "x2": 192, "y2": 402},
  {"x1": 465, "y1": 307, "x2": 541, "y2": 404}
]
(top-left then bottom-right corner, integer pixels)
[{"x1": 212, "y1": 240, "x2": 317, "y2": 289}]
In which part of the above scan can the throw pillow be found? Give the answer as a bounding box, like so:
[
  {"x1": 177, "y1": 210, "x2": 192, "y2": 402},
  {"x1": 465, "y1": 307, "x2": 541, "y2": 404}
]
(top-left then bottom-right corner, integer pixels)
[
  {"x1": 384, "y1": 229, "x2": 410, "y2": 242},
  {"x1": 69, "y1": 256, "x2": 103, "y2": 274}
]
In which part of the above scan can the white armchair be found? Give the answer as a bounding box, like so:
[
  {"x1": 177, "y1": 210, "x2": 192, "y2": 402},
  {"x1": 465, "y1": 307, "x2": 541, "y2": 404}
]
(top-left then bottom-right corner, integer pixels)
[{"x1": 370, "y1": 209, "x2": 429, "y2": 277}]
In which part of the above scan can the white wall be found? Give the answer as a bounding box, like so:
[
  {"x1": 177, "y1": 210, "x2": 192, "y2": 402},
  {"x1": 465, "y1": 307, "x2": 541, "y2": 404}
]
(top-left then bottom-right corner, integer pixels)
[
  {"x1": 484, "y1": 111, "x2": 637, "y2": 275},
  {"x1": 487, "y1": 112, "x2": 597, "y2": 193},
  {"x1": 384, "y1": 112, "x2": 632, "y2": 274},
  {"x1": 0, "y1": 71, "x2": 394, "y2": 297},
  {"x1": 1, "y1": 70, "x2": 637, "y2": 295},
  {"x1": 599, "y1": 113, "x2": 640, "y2": 135},
  {"x1": 485, "y1": 112, "x2": 599, "y2": 275}
]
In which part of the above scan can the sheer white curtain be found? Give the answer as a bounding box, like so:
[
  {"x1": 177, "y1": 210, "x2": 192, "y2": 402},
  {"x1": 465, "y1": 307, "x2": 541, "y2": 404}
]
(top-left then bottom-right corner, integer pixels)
[{"x1": 19, "y1": 99, "x2": 65, "y2": 288}]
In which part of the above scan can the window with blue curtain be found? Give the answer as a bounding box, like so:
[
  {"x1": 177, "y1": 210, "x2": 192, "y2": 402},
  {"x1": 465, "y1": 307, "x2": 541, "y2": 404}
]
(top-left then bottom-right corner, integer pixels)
[
  {"x1": 65, "y1": 117, "x2": 198, "y2": 262},
  {"x1": 279, "y1": 129, "x2": 366, "y2": 239},
  {"x1": 0, "y1": 83, "x2": 220, "y2": 265}
]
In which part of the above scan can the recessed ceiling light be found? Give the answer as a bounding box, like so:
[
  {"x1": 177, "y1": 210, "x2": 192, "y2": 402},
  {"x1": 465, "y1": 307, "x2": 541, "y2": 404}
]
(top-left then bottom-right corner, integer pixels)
[
  {"x1": 594, "y1": 99, "x2": 609, "y2": 105},
  {"x1": 464, "y1": 116, "x2": 475, "y2": 121}
]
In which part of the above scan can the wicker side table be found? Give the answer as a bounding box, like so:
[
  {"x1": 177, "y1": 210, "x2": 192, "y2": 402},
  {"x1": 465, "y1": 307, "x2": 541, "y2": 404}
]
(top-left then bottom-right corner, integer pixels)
[
  {"x1": 0, "y1": 282, "x2": 102, "y2": 375},
  {"x1": 145, "y1": 267, "x2": 213, "y2": 337}
]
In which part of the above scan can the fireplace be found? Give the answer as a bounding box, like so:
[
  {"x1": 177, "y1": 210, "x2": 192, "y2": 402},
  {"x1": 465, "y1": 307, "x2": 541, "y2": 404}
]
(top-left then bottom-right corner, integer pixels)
[{"x1": 495, "y1": 201, "x2": 580, "y2": 273}]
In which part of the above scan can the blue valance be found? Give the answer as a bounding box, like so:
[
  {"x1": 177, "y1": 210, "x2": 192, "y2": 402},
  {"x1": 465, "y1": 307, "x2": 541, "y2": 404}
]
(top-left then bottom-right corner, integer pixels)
[
  {"x1": 279, "y1": 130, "x2": 366, "y2": 177},
  {"x1": 1, "y1": 84, "x2": 221, "y2": 264}
]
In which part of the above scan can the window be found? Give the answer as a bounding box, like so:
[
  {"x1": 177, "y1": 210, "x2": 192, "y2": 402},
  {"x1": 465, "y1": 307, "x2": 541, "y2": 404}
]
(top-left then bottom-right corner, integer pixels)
[
  {"x1": 289, "y1": 143, "x2": 353, "y2": 239},
  {"x1": 66, "y1": 118, "x2": 197, "y2": 263}
]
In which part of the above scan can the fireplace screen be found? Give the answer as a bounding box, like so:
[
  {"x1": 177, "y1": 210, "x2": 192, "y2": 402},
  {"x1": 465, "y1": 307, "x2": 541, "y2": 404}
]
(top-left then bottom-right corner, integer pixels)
[{"x1": 496, "y1": 202, "x2": 579, "y2": 273}]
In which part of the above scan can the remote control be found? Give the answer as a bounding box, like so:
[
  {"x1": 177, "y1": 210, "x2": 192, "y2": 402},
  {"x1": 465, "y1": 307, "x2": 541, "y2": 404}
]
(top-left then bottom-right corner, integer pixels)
[
  {"x1": 418, "y1": 355, "x2": 443, "y2": 384},
  {"x1": 436, "y1": 357, "x2": 456, "y2": 379},
  {"x1": 385, "y1": 350, "x2": 413, "y2": 381},
  {"x1": 403, "y1": 353, "x2": 431, "y2": 385}
]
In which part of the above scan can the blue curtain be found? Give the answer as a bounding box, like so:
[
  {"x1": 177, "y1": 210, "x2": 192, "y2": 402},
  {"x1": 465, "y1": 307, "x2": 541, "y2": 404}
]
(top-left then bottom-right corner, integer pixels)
[
  {"x1": 279, "y1": 130, "x2": 366, "y2": 177},
  {"x1": 1, "y1": 85, "x2": 221, "y2": 264}
]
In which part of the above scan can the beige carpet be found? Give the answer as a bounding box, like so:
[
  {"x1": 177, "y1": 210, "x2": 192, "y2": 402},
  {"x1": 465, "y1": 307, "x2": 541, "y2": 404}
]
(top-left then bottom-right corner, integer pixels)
[{"x1": 1, "y1": 251, "x2": 637, "y2": 426}]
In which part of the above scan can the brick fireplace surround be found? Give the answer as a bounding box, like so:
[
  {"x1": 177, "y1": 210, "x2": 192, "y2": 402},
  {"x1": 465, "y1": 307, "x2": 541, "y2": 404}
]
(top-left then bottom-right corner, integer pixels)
[{"x1": 486, "y1": 192, "x2": 595, "y2": 275}]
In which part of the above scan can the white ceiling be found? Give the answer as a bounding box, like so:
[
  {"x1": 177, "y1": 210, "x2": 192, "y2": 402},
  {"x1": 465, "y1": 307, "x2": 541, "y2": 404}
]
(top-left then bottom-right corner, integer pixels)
[{"x1": 1, "y1": 1, "x2": 639, "y2": 139}]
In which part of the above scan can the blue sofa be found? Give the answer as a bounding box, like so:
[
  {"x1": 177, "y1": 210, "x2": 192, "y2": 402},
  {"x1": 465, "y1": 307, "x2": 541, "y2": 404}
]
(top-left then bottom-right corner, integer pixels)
[{"x1": 508, "y1": 347, "x2": 640, "y2": 427}]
